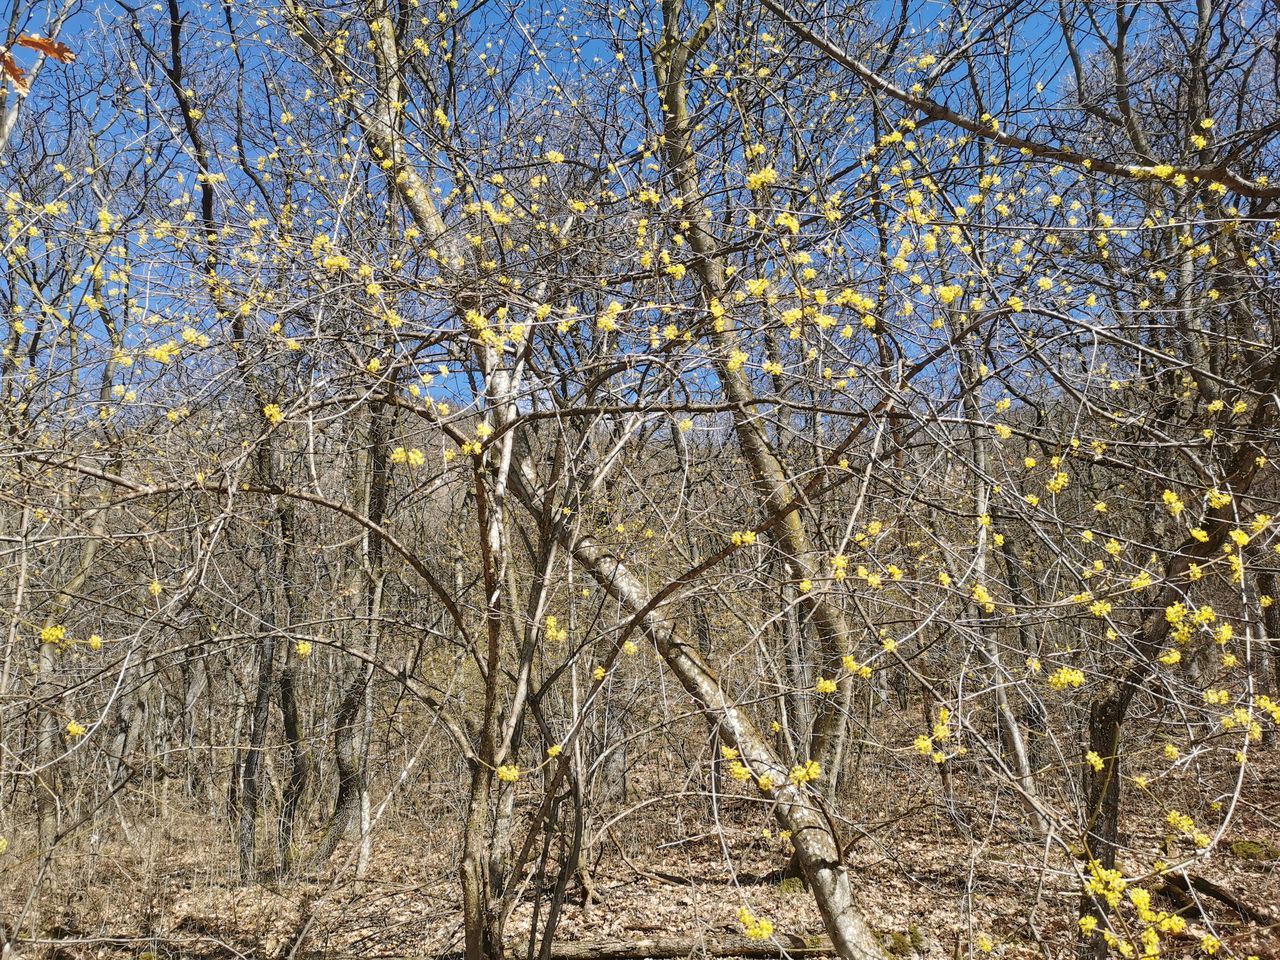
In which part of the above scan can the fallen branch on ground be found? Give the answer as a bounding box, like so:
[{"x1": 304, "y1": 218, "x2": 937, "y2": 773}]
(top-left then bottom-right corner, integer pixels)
[{"x1": 514, "y1": 935, "x2": 837, "y2": 960}]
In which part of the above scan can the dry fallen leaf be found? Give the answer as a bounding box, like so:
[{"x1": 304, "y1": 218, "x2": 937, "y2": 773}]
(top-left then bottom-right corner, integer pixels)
[
  {"x1": 2, "y1": 33, "x2": 75, "y2": 97},
  {"x1": 1, "y1": 51, "x2": 29, "y2": 94},
  {"x1": 14, "y1": 33, "x2": 76, "y2": 64}
]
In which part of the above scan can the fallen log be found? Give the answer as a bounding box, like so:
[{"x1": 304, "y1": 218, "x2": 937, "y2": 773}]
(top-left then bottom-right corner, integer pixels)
[
  {"x1": 516, "y1": 935, "x2": 837, "y2": 960},
  {"x1": 1157, "y1": 873, "x2": 1275, "y2": 925}
]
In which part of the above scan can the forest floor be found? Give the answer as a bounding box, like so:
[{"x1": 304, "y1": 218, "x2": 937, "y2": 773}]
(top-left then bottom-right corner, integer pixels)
[{"x1": 5, "y1": 743, "x2": 1279, "y2": 960}]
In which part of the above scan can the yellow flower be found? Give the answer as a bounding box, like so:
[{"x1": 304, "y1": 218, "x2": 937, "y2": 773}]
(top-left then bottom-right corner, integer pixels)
[
  {"x1": 737, "y1": 908, "x2": 774, "y2": 941},
  {"x1": 774, "y1": 211, "x2": 800, "y2": 234},
  {"x1": 831, "y1": 554, "x2": 849, "y2": 580},
  {"x1": 789, "y1": 759, "x2": 821, "y2": 785},
  {"x1": 295, "y1": 641, "x2": 313, "y2": 657},
  {"x1": 597, "y1": 300, "x2": 623, "y2": 332},
  {"x1": 1085, "y1": 860, "x2": 1127, "y2": 907},
  {"x1": 746, "y1": 167, "x2": 778, "y2": 191},
  {"x1": 496, "y1": 764, "x2": 520, "y2": 782},
  {"x1": 1048, "y1": 666, "x2": 1085, "y2": 690},
  {"x1": 66, "y1": 720, "x2": 87, "y2": 737}
]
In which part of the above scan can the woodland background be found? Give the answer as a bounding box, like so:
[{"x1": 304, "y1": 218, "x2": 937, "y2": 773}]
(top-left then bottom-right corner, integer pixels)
[{"x1": 0, "y1": 0, "x2": 1278, "y2": 957}]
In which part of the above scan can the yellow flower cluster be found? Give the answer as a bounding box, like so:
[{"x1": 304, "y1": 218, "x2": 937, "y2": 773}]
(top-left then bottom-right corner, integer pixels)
[
  {"x1": 737, "y1": 908, "x2": 774, "y2": 940},
  {"x1": 1084, "y1": 860, "x2": 1126, "y2": 908},
  {"x1": 1048, "y1": 666, "x2": 1085, "y2": 690},
  {"x1": 788, "y1": 760, "x2": 821, "y2": 785},
  {"x1": 841, "y1": 654, "x2": 873, "y2": 679},
  {"x1": 746, "y1": 167, "x2": 778, "y2": 191},
  {"x1": 390, "y1": 446, "x2": 425, "y2": 467}
]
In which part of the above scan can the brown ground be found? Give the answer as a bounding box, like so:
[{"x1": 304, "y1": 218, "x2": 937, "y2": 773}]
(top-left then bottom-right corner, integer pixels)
[{"x1": 4, "y1": 743, "x2": 1278, "y2": 960}]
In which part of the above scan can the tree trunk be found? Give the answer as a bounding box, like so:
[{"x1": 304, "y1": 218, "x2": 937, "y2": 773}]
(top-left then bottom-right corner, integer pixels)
[
  {"x1": 303, "y1": 671, "x2": 368, "y2": 868},
  {"x1": 276, "y1": 501, "x2": 310, "y2": 872},
  {"x1": 277, "y1": 647, "x2": 309, "y2": 872},
  {"x1": 1256, "y1": 569, "x2": 1280, "y2": 698},
  {"x1": 462, "y1": 763, "x2": 500, "y2": 960},
  {"x1": 564, "y1": 534, "x2": 886, "y2": 960},
  {"x1": 1078, "y1": 687, "x2": 1132, "y2": 960},
  {"x1": 650, "y1": 16, "x2": 855, "y2": 791},
  {"x1": 237, "y1": 626, "x2": 276, "y2": 878}
]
